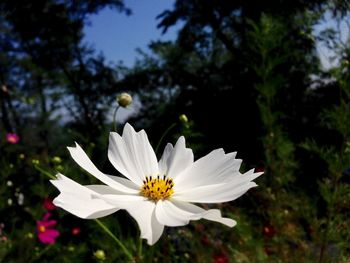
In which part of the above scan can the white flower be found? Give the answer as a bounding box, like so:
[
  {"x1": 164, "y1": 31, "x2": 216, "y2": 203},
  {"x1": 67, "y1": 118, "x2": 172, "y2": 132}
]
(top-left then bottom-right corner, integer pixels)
[{"x1": 50, "y1": 123, "x2": 262, "y2": 245}]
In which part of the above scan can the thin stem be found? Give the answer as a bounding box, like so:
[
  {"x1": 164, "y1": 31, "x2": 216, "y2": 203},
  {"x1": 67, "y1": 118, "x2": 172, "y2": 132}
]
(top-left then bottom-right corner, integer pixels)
[
  {"x1": 138, "y1": 234, "x2": 143, "y2": 260},
  {"x1": 29, "y1": 244, "x2": 52, "y2": 263},
  {"x1": 155, "y1": 123, "x2": 176, "y2": 154},
  {"x1": 112, "y1": 105, "x2": 120, "y2": 132},
  {"x1": 94, "y1": 219, "x2": 133, "y2": 261},
  {"x1": 34, "y1": 165, "x2": 56, "y2": 180},
  {"x1": 319, "y1": 172, "x2": 339, "y2": 263}
]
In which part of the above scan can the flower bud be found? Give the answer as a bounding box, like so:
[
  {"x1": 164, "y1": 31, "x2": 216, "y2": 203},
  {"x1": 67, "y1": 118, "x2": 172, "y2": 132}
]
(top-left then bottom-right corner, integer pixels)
[
  {"x1": 56, "y1": 165, "x2": 64, "y2": 172},
  {"x1": 94, "y1": 250, "x2": 106, "y2": 261},
  {"x1": 26, "y1": 233, "x2": 34, "y2": 239},
  {"x1": 32, "y1": 159, "x2": 40, "y2": 165},
  {"x1": 1, "y1": 85, "x2": 8, "y2": 93},
  {"x1": 117, "y1": 93, "x2": 132, "y2": 108},
  {"x1": 68, "y1": 246, "x2": 75, "y2": 252},
  {"x1": 179, "y1": 114, "x2": 188, "y2": 123},
  {"x1": 52, "y1": 156, "x2": 62, "y2": 164}
]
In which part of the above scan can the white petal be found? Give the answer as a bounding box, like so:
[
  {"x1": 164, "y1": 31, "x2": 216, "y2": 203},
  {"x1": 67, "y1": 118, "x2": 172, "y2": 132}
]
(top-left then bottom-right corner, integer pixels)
[
  {"x1": 149, "y1": 210, "x2": 164, "y2": 245},
  {"x1": 68, "y1": 143, "x2": 139, "y2": 194},
  {"x1": 174, "y1": 170, "x2": 262, "y2": 203},
  {"x1": 100, "y1": 194, "x2": 147, "y2": 204},
  {"x1": 115, "y1": 199, "x2": 164, "y2": 245},
  {"x1": 200, "y1": 209, "x2": 236, "y2": 227},
  {"x1": 108, "y1": 132, "x2": 142, "y2": 185},
  {"x1": 158, "y1": 143, "x2": 173, "y2": 175},
  {"x1": 156, "y1": 200, "x2": 236, "y2": 227},
  {"x1": 50, "y1": 173, "x2": 120, "y2": 219},
  {"x1": 171, "y1": 200, "x2": 236, "y2": 227},
  {"x1": 174, "y1": 149, "x2": 243, "y2": 191},
  {"x1": 162, "y1": 136, "x2": 194, "y2": 179},
  {"x1": 108, "y1": 123, "x2": 159, "y2": 185},
  {"x1": 155, "y1": 200, "x2": 190, "y2": 227},
  {"x1": 122, "y1": 124, "x2": 159, "y2": 177}
]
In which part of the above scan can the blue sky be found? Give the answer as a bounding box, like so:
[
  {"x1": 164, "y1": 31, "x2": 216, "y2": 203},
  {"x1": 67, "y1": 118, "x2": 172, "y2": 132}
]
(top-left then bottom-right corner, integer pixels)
[
  {"x1": 83, "y1": 0, "x2": 179, "y2": 67},
  {"x1": 314, "y1": 12, "x2": 349, "y2": 69}
]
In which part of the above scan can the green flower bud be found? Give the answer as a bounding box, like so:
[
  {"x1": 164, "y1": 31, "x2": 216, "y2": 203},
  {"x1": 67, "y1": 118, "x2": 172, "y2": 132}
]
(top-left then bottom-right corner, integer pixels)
[
  {"x1": 26, "y1": 233, "x2": 34, "y2": 239},
  {"x1": 345, "y1": 141, "x2": 350, "y2": 153},
  {"x1": 179, "y1": 114, "x2": 188, "y2": 123},
  {"x1": 117, "y1": 93, "x2": 133, "y2": 108},
  {"x1": 342, "y1": 60, "x2": 349, "y2": 66},
  {"x1": 52, "y1": 156, "x2": 62, "y2": 164},
  {"x1": 67, "y1": 246, "x2": 75, "y2": 252},
  {"x1": 32, "y1": 159, "x2": 40, "y2": 165},
  {"x1": 94, "y1": 250, "x2": 106, "y2": 261},
  {"x1": 56, "y1": 165, "x2": 64, "y2": 172}
]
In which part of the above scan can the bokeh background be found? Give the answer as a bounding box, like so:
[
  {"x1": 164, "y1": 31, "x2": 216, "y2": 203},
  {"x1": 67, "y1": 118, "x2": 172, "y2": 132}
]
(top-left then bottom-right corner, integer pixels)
[{"x1": 1, "y1": 0, "x2": 350, "y2": 262}]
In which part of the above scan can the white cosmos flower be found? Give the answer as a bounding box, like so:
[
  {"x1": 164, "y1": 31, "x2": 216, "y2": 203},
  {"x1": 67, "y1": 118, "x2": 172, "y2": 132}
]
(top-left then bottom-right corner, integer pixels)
[{"x1": 51, "y1": 123, "x2": 262, "y2": 245}]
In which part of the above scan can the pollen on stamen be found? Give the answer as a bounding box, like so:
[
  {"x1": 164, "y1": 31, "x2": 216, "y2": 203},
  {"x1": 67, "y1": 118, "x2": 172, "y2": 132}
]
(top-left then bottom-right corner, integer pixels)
[{"x1": 140, "y1": 175, "x2": 174, "y2": 202}]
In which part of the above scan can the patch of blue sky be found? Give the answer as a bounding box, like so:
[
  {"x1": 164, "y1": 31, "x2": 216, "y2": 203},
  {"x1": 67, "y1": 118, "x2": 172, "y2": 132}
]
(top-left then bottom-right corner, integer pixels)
[
  {"x1": 83, "y1": 0, "x2": 180, "y2": 67},
  {"x1": 313, "y1": 11, "x2": 350, "y2": 70}
]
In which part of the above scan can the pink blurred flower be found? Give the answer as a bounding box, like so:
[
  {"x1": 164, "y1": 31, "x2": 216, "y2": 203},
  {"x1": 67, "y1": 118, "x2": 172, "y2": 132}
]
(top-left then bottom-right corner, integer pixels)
[
  {"x1": 6, "y1": 133, "x2": 20, "y2": 144},
  {"x1": 37, "y1": 213, "x2": 60, "y2": 244},
  {"x1": 71, "y1": 227, "x2": 81, "y2": 235},
  {"x1": 262, "y1": 223, "x2": 276, "y2": 238},
  {"x1": 43, "y1": 198, "x2": 56, "y2": 211},
  {"x1": 213, "y1": 252, "x2": 229, "y2": 263},
  {"x1": 255, "y1": 166, "x2": 264, "y2": 173}
]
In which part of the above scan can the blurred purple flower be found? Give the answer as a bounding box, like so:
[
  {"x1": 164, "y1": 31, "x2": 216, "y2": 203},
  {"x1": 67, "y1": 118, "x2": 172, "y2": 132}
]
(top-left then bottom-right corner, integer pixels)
[
  {"x1": 6, "y1": 133, "x2": 20, "y2": 144},
  {"x1": 213, "y1": 252, "x2": 228, "y2": 263},
  {"x1": 37, "y1": 213, "x2": 60, "y2": 244},
  {"x1": 43, "y1": 198, "x2": 56, "y2": 211},
  {"x1": 71, "y1": 227, "x2": 81, "y2": 236}
]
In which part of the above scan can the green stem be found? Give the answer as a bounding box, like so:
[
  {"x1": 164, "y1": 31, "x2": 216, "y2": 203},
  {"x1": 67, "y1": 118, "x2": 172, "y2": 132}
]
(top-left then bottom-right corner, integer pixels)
[
  {"x1": 30, "y1": 245, "x2": 52, "y2": 263},
  {"x1": 34, "y1": 165, "x2": 56, "y2": 180},
  {"x1": 112, "y1": 105, "x2": 120, "y2": 132},
  {"x1": 94, "y1": 219, "x2": 133, "y2": 261},
  {"x1": 155, "y1": 123, "x2": 176, "y2": 154},
  {"x1": 138, "y1": 234, "x2": 143, "y2": 260}
]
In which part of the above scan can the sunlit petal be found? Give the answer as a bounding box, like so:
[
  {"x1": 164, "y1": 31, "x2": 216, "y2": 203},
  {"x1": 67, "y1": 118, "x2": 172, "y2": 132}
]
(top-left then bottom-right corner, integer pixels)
[
  {"x1": 174, "y1": 149, "x2": 243, "y2": 191},
  {"x1": 173, "y1": 176, "x2": 260, "y2": 203},
  {"x1": 161, "y1": 136, "x2": 194, "y2": 179},
  {"x1": 68, "y1": 143, "x2": 139, "y2": 193},
  {"x1": 51, "y1": 174, "x2": 120, "y2": 219},
  {"x1": 108, "y1": 123, "x2": 159, "y2": 185},
  {"x1": 158, "y1": 143, "x2": 173, "y2": 175},
  {"x1": 156, "y1": 200, "x2": 236, "y2": 227}
]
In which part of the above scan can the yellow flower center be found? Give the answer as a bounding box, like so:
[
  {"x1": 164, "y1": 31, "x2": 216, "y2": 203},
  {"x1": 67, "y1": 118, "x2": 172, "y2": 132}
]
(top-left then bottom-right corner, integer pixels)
[
  {"x1": 38, "y1": 225, "x2": 46, "y2": 232},
  {"x1": 140, "y1": 175, "x2": 174, "y2": 201}
]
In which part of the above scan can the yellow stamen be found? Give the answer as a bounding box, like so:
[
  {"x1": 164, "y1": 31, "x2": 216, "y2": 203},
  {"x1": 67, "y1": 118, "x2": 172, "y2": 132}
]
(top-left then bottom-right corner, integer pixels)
[
  {"x1": 140, "y1": 175, "x2": 174, "y2": 201},
  {"x1": 38, "y1": 225, "x2": 46, "y2": 232}
]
